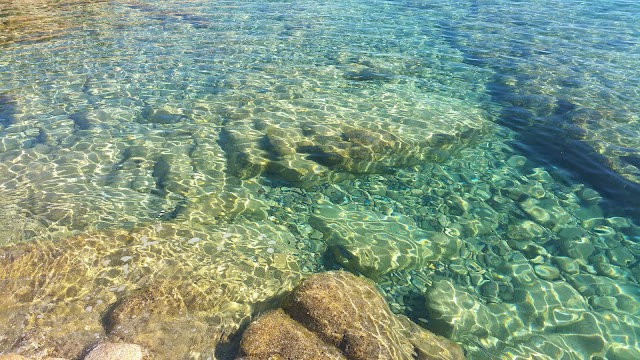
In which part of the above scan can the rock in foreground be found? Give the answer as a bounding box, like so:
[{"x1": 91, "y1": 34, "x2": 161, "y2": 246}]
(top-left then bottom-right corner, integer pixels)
[
  {"x1": 238, "y1": 309, "x2": 346, "y2": 360},
  {"x1": 0, "y1": 221, "x2": 307, "y2": 359},
  {"x1": 83, "y1": 343, "x2": 144, "y2": 360},
  {"x1": 237, "y1": 271, "x2": 464, "y2": 360}
]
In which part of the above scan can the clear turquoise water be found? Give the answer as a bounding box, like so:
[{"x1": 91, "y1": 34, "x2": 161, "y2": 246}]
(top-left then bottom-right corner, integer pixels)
[{"x1": 1, "y1": 0, "x2": 640, "y2": 359}]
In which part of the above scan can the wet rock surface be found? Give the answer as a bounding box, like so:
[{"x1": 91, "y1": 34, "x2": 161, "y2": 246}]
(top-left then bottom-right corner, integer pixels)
[
  {"x1": 238, "y1": 271, "x2": 465, "y2": 360},
  {"x1": 83, "y1": 343, "x2": 145, "y2": 360},
  {"x1": 3, "y1": 131, "x2": 640, "y2": 360},
  {"x1": 237, "y1": 309, "x2": 347, "y2": 360}
]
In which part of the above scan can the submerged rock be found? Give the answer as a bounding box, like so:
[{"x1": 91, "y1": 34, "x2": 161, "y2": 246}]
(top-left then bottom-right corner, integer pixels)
[
  {"x1": 238, "y1": 271, "x2": 465, "y2": 360},
  {"x1": 237, "y1": 309, "x2": 347, "y2": 360},
  {"x1": 558, "y1": 226, "x2": 595, "y2": 259},
  {"x1": 220, "y1": 94, "x2": 492, "y2": 186},
  {"x1": 518, "y1": 198, "x2": 571, "y2": 230},
  {"x1": 424, "y1": 272, "x2": 640, "y2": 360},
  {"x1": 83, "y1": 343, "x2": 145, "y2": 360},
  {"x1": 309, "y1": 202, "x2": 460, "y2": 278},
  {"x1": 0, "y1": 221, "x2": 310, "y2": 359},
  {"x1": 0, "y1": 355, "x2": 68, "y2": 360},
  {"x1": 139, "y1": 106, "x2": 186, "y2": 125}
]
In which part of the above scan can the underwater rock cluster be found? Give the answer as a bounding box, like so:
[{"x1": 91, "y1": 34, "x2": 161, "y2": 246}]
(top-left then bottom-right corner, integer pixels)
[
  {"x1": 2, "y1": 1, "x2": 640, "y2": 359},
  {"x1": 0, "y1": 227, "x2": 464, "y2": 360},
  {"x1": 0, "y1": 221, "x2": 310, "y2": 359},
  {"x1": 3, "y1": 131, "x2": 640, "y2": 360},
  {"x1": 237, "y1": 271, "x2": 464, "y2": 360},
  {"x1": 342, "y1": 152, "x2": 640, "y2": 359}
]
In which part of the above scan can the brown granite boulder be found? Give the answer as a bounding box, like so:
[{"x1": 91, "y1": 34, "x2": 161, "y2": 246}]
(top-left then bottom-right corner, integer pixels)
[
  {"x1": 237, "y1": 271, "x2": 465, "y2": 360},
  {"x1": 237, "y1": 309, "x2": 346, "y2": 360}
]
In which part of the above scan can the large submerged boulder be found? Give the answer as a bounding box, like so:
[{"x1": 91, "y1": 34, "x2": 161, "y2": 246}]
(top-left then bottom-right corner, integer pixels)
[
  {"x1": 221, "y1": 92, "x2": 492, "y2": 187},
  {"x1": 237, "y1": 271, "x2": 465, "y2": 360},
  {"x1": 309, "y1": 202, "x2": 461, "y2": 279}
]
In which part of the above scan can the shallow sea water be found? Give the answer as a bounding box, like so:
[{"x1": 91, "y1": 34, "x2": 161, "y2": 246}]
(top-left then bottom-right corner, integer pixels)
[{"x1": 1, "y1": 0, "x2": 640, "y2": 359}]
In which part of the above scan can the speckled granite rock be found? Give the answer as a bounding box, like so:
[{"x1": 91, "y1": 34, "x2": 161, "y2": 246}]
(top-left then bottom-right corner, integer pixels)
[
  {"x1": 237, "y1": 309, "x2": 346, "y2": 360},
  {"x1": 83, "y1": 343, "x2": 144, "y2": 360},
  {"x1": 238, "y1": 271, "x2": 465, "y2": 360}
]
